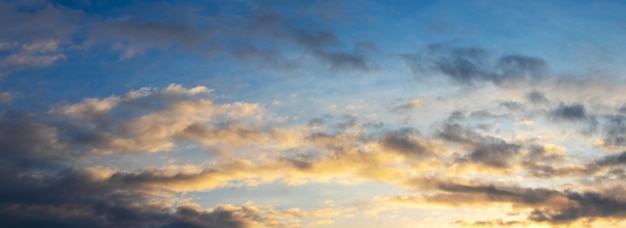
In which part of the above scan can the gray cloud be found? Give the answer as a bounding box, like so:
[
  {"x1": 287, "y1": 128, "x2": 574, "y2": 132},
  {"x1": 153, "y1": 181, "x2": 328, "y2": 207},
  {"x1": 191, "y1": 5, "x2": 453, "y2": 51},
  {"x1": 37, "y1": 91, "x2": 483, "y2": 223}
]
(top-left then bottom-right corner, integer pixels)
[
  {"x1": 333, "y1": 115, "x2": 358, "y2": 131},
  {"x1": 307, "y1": 117, "x2": 325, "y2": 127},
  {"x1": 468, "y1": 110, "x2": 509, "y2": 119},
  {"x1": 0, "y1": 2, "x2": 80, "y2": 76},
  {"x1": 305, "y1": 114, "x2": 359, "y2": 133},
  {"x1": 467, "y1": 142, "x2": 520, "y2": 168},
  {"x1": 529, "y1": 192, "x2": 626, "y2": 223},
  {"x1": 2, "y1": 1, "x2": 377, "y2": 76},
  {"x1": 0, "y1": 114, "x2": 67, "y2": 168},
  {"x1": 619, "y1": 105, "x2": 626, "y2": 114},
  {"x1": 434, "y1": 182, "x2": 560, "y2": 205},
  {"x1": 520, "y1": 145, "x2": 580, "y2": 178},
  {"x1": 163, "y1": 206, "x2": 251, "y2": 228},
  {"x1": 526, "y1": 90, "x2": 549, "y2": 104},
  {"x1": 313, "y1": 49, "x2": 371, "y2": 72},
  {"x1": 500, "y1": 101, "x2": 525, "y2": 110},
  {"x1": 594, "y1": 151, "x2": 626, "y2": 167},
  {"x1": 0, "y1": 92, "x2": 12, "y2": 104},
  {"x1": 380, "y1": 128, "x2": 429, "y2": 157},
  {"x1": 601, "y1": 115, "x2": 626, "y2": 148},
  {"x1": 496, "y1": 55, "x2": 547, "y2": 82},
  {"x1": 247, "y1": 12, "x2": 375, "y2": 72},
  {"x1": 425, "y1": 180, "x2": 626, "y2": 224},
  {"x1": 551, "y1": 103, "x2": 588, "y2": 121},
  {"x1": 90, "y1": 20, "x2": 212, "y2": 55},
  {"x1": 401, "y1": 44, "x2": 549, "y2": 86},
  {"x1": 0, "y1": 112, "x2": 257, "y2": 228},
  {"x1": 439, "y1": 122, "x2": 520, "y2": 168},
  {"x1": 0, "y1": 2, "x2": 81, "y2": 42}
]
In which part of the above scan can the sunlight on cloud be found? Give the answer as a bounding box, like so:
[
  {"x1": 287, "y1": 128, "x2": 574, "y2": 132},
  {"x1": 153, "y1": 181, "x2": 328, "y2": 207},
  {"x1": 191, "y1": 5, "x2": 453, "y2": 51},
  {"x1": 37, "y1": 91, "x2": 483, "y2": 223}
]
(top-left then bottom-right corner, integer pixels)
[{"x1": 3, "y1": 1, "x2": 626, "y2": 227}]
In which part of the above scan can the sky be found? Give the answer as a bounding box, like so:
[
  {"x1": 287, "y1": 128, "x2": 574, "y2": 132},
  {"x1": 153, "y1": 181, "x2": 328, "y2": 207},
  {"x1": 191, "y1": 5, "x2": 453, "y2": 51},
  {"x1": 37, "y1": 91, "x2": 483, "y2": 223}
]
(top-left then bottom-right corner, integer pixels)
[{"x1": 2, "y1": 0, "x2": 626, "y2": 227}]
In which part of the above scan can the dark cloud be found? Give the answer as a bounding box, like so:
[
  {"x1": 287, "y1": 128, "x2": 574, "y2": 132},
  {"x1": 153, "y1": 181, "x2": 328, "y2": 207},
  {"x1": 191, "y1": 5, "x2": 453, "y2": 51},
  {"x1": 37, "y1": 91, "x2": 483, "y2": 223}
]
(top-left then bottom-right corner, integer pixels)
[
  {"x1": 0, "y1": 169, "x2": 170, "y2": 228},
  {"x1": 468, "y1": 110, "x2": 508, "y2": 119},
  {"x1": 283, "y1": 29, "x2": 339, "y2": 50},
  {"x1": 90, "y1": 20, "x2": 212, "y2": 54},
  {"x1": 403, "y1": 45, "x2": 490, "y2": 85},
  {"x1": 307, "y1": 117, "x2": 325, "y2": 127},
  {"x1": 619, "y1": 105, "x2": 626, "y2": 114},
  {"x1": 245, "y1": 11, "x2": 375, "y2": 72},
  {"x1": 467, "y1": 142, "x2": 520, "y2": 168},
  {"x1": 0, "y1": 134, "x2": 145, "y2": 227},
  {"x1": 519, "y1": 145, "x2": 577, "y2": 178},
  {"x1": 306, "y1": 115, "x2": 359, "y2": 133},
  {"x1": 496, "y1": 55, "x2": 547, "y2": 82},
  {"x1": 313, "y1": 49, "x2": 371, "y2": 72},
  {"x1": 246, "y1": 11, "x2": 340, "y2": 50},
  {"x1": 401, "y1": 44, "x2": 548, "y2": 86},
  {"x1": 380, "y1": 128, "x2": 429, "y2": 157},
  {"x1": 0, "y1": 2, "x2": 81, "y2": 42},
  {"x1": 232, "y1": 44, "x2": 300, "y2": 71},
  {"x1": 439, "y1": 122, "x2": 520, "y2": 168},
  {"x1": 253, "y1": 11, "x2": 380, "y2": 72},
  {"x1": 163, "y1": 205, "x2": 251, "y2": 228},
  {"x1": 333, "y1": 115, "x2": 357, "y2": 131},
  {"x1": 526, "y1": 90, "x2": 549, "y2": 104},
  {"x1": 500, "y1": 101, "x2": 525, "y2": 110},
  {"x1": 0, "y1": 2, "x2": 81, "y2": 76},
  {"x1": 595, "y1": 151, "x2": 626, "y2": 166},
  {"x1": 0, "y1": 110, "x2": 258, "y2": 228},
  {"x1": 601, "y1": 115, "x2": 626, "y2": 148},
  {"x1": 522, "y1": 148, "x2": 626, "y2": 178},
  {"x1": 282, "y1": 153, "x2": 317, "y2": 171},
  {"x1": 427, "y1": 181, "x2": 562, "y2": 206},
  {"x1": 1, "y1": 1, "x2": 377, "y2": 75},
  {"x1": 0, "y1": 167, "x2": 252, "y2": 228},
  {"x1": 551, "y1": 103, "x2": 587, "y2": 121},
  {"x1": 0, "y1": 114, "x2": 67, "y2": 168},
  {"x1": 529, "y1": 192, "x2": 626, "y2": 223},
  {"x1": 424, "y1": 179, "x2": 626, "y2": 224}
]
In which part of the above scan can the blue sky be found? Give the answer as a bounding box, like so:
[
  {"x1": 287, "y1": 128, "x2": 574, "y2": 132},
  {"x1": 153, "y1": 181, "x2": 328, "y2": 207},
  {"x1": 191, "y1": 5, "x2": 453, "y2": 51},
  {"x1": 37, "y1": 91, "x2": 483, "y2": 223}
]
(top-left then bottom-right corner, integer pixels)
[{"x1": 2, "y1": 0, "x2": 626, "y2": 227}]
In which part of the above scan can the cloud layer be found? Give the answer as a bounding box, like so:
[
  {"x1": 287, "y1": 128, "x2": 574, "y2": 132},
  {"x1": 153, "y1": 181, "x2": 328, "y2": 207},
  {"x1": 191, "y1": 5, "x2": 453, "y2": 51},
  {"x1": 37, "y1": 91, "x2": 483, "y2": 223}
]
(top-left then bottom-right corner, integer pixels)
[{"x1": 3, "y1": 1, "x2": 626, "y2": 227}]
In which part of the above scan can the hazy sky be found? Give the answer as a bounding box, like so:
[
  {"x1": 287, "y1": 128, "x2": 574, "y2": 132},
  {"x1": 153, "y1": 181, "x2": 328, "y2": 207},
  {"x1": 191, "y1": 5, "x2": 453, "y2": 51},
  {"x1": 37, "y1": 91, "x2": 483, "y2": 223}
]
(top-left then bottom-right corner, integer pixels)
[{"x1": 2, "y1": 0, "x2": 626, "y2": 227}]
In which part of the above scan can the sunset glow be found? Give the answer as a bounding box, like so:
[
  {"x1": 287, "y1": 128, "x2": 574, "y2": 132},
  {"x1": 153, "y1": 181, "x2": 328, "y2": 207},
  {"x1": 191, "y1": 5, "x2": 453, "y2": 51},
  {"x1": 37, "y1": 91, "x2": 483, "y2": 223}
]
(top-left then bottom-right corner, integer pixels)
[{"x1": 2, "y1": 1, "x2": 626, "y2": 227}]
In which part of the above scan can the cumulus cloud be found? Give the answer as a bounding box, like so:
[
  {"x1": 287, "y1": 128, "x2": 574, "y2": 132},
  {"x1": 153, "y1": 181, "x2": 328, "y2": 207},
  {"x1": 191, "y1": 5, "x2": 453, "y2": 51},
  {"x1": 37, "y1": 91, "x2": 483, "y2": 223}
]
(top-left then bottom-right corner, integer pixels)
[
  {"x1": 4, "y1": 82, "x2": 626, "y2": 226},
  {"x1": 5, "y1": 1, "x2": 626, "y2": 227},
  {"x1": 0, "y1": 107, "x2": 336, "y2": 227},
  {"x1": 52, "y1": 84, "x2": 273, "y2": 154}
]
